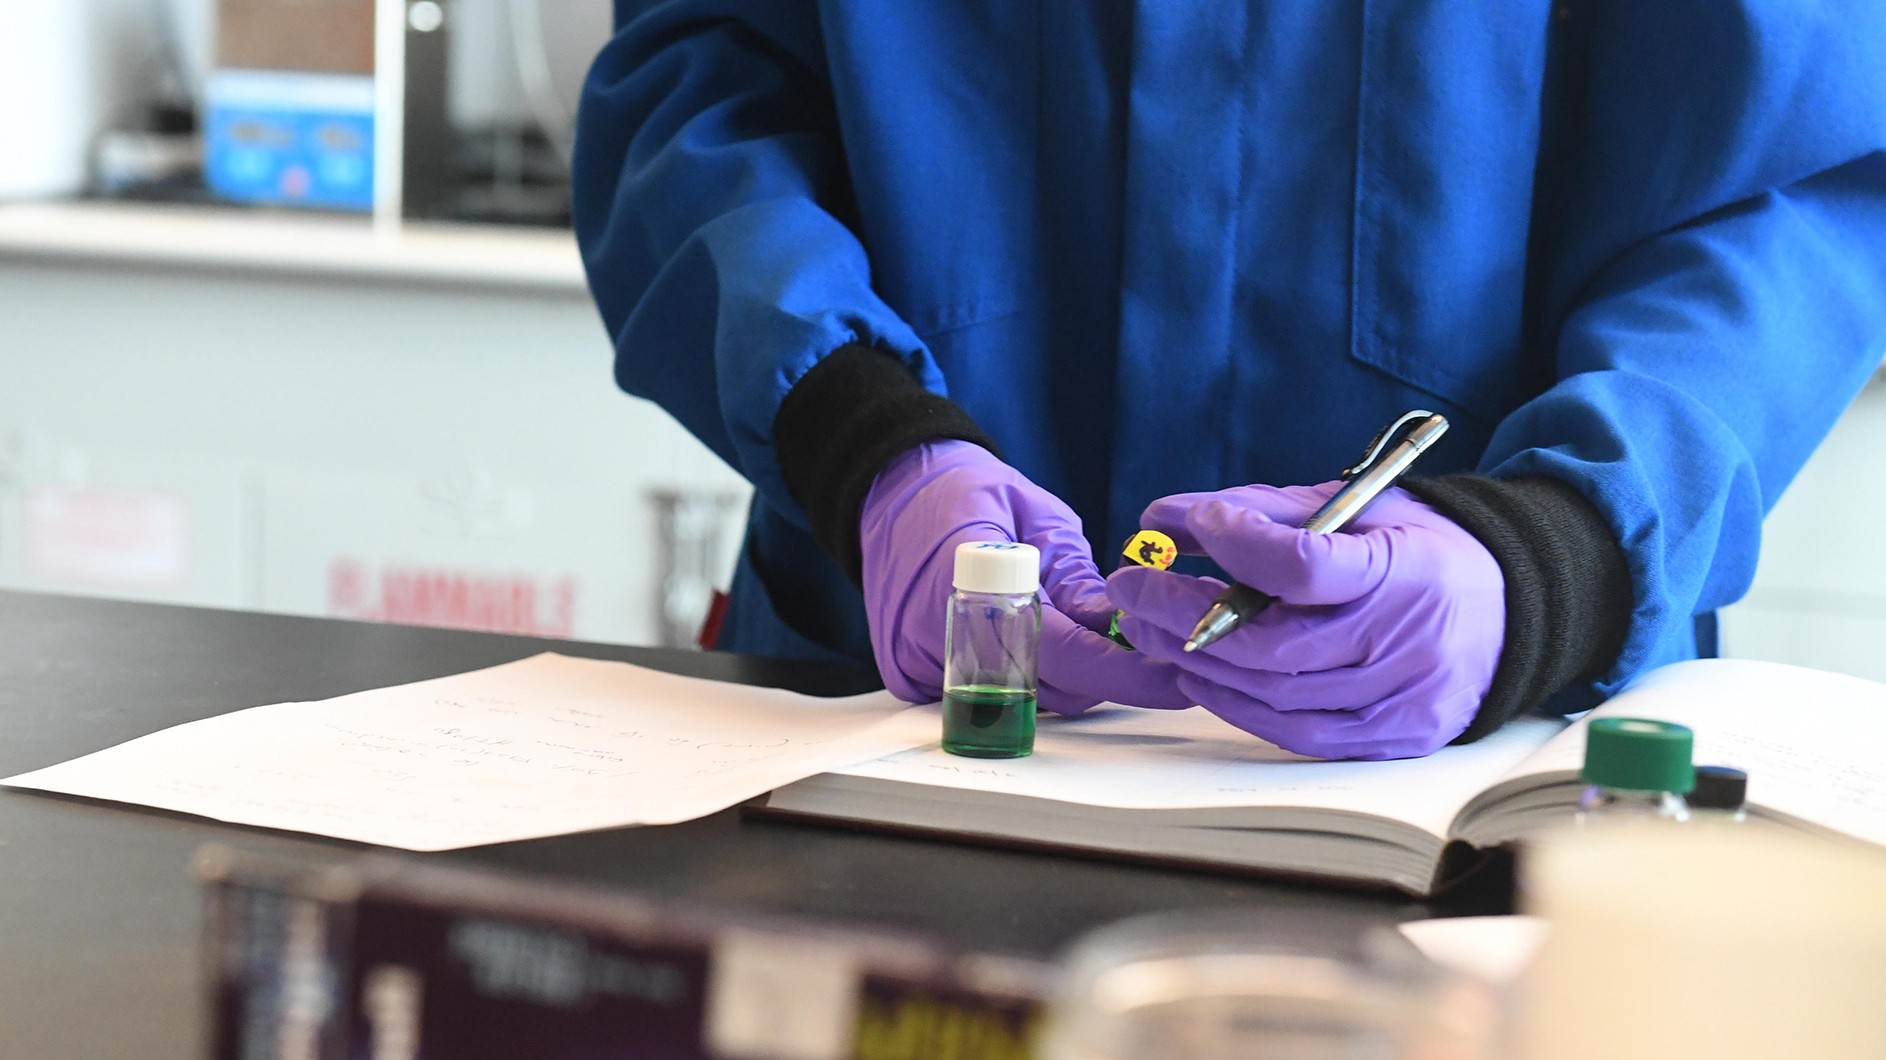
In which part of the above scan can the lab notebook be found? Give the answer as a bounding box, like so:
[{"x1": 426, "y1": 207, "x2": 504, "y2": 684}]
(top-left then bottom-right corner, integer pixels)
[{"x1": 758, "y1": 659, "x2": 1886, "y2": 897}]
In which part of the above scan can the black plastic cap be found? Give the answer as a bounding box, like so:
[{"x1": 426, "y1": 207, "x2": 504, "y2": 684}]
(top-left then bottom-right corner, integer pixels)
[{"x1": 1690, "y1": 765, "x2": 1748, "y2": 811}]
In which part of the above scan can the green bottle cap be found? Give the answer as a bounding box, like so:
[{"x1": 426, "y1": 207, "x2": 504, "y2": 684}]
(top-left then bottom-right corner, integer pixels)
[{"x1": 1582, "y1": 717, "x2": 1695, "y2": 794}]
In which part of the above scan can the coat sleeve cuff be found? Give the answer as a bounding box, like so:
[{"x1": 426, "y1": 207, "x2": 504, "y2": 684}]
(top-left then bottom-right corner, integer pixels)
[
  {"x1": 1400, "y1": 474, "x2": 1634, "y2": 743},
  {"x1": 774, "y1": 344, "x2": 998, "y2": 585}
]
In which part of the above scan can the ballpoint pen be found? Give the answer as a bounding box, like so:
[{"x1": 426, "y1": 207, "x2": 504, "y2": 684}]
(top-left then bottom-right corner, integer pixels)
[{"x1": 1183, "y1": 410, "x2": 1451, "y2": 653}]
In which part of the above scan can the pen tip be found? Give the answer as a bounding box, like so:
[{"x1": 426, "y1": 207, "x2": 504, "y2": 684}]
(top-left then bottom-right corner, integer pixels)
[{"x1": 1182, "y1": 641, "x2": 1200, "y2": 653}]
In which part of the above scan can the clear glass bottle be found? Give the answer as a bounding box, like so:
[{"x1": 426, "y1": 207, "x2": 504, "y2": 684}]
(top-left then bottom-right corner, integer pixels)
[
  {"x1": 1040, "y1": 909, "x2": 1498, "y2": 1060},
  {"x1": 942, "y1": 541, "x2": 1041, "y2": 759},
  {"x1": 1688, "y1": 765, "x2": 1749, "y2": 822},
  {"x1": 1575, "y1": 717, "x2": 1694, "y2": 824}
]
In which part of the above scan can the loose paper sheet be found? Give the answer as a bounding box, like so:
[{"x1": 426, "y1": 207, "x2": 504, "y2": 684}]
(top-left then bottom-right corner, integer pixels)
[
  {"x1": 2, "y1": 653, "x2": 935, "y2": 850},
  {"x1": 836, "y1": 706, "x2": 1565, "y2": 838}
]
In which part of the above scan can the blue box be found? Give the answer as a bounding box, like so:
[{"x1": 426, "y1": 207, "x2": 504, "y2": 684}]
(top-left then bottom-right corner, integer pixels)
[{"x1": 204, "y1": 69, "x2": 375, "y2": 212}]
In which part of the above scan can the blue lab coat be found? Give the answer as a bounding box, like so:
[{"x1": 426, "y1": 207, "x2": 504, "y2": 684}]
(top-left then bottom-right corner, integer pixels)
[{"x1": 574, "y1": 1, "x2": 1886, "y2": 711}]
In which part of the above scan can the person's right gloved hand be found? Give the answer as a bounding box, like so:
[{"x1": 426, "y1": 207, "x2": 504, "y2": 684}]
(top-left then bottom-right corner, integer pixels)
[
  {"x1": 1106, "y1": 483, "x2": 1505, "y2": 760},
  {"x1": 859, "y1": 440, "x2": 1191, "y2": 714}
]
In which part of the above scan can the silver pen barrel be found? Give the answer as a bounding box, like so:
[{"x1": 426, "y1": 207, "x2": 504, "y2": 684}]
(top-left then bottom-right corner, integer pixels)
[
  {"x1": 1179, "y1": 412, "x2": 1449, "y2": 654},
  {"x1": 1301, "y1": 414, "x2": 1450, "y2": 536}
]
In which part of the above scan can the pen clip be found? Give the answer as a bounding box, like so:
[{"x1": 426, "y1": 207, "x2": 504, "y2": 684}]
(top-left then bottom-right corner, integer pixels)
[{"x1": 1340, "y1": 410, "x2": 1440, "y2": 480}]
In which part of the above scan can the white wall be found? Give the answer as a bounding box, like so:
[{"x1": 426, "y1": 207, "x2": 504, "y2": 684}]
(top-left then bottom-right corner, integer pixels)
[
  {"x1": 0, "y1": 244, "x2": 751, "y2": 648},
  {"x1": 0, "y1": 0, "x2": 175, "y2": 197},
  {"x1": 1718, "y1": 380, "x2": 1886, "y2": 683}
]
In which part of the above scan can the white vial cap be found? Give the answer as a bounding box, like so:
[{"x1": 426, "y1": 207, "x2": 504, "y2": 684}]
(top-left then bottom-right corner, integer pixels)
[{"x1": 953, "y1": 541, "x2": 1040, "y2": 594}]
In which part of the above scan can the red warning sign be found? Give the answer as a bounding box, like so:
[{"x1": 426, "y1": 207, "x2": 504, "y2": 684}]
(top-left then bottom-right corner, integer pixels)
[
  {"x1": 327, "y1": 558, "x2": 576, "y2": 638},
  {"x1": 23, "y1": 485, "x2": 191, "y2": 589}
]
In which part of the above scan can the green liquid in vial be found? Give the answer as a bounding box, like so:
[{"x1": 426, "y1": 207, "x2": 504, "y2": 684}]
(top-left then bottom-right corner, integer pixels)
[{"x1": 942, "y1": 685, "x2": 1037, "y2": 759}]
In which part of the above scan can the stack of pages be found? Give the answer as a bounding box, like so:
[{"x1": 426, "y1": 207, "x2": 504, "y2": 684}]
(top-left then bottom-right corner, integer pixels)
[{"x1": 762, "y1": 659, "x2": 1886, "y2": 895}]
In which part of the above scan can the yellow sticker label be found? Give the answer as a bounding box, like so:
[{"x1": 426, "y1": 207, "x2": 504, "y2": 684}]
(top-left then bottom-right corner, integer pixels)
[{"x1": 1120, "y1": 530, "x2": 1178, "y2": 571}]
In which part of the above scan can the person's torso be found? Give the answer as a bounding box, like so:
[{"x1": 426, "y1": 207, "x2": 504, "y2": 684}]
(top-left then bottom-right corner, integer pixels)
[{"x1": 820, "y1": 0, "x2": 1580, "y2": 557}]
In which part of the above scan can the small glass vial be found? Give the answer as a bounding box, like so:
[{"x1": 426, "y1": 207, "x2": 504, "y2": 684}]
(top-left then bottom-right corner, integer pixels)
[
  {"x1": 942, "y1": 541, "x2": 1042, "y2": 759},
  {"x1": 1576, "y1": 717, "x2": 1694, "y2": 824},
  {"x1": 1689, "y1": 765, "x2": 1749, "y2": 822}
]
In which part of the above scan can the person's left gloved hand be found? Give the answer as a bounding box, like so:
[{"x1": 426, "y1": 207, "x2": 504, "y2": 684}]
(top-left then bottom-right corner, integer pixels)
[
  {"x1": 860, "y1": 440, "x2": 1192, "y2": 715},
  {"x1": 1106, "y1": 482, "x2": 1505, "y2": 760}
]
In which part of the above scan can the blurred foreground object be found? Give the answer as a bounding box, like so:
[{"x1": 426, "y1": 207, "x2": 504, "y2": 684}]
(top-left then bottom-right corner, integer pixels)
[
  {"x1": 1519, "y1": 823, "x2": 1886, "y2": 1059},
  {"x1": 1040, "y1": 909, "x2": 1497, "y2": 1059},
  {"x1": 199, "y1": 849, "x2": 1051, "y2": 1060}
]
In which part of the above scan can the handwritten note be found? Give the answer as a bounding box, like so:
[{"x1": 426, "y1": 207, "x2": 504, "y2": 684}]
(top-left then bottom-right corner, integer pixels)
[{"x1": 2, "y1": 653, "x2": 935, "y2": 850}]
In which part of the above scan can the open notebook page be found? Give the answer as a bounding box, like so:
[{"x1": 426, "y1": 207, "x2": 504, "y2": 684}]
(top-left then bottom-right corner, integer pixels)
[
  {"x1": 1467, "y1": 658, "x2": 1886, "y2": 845},
  {"x1": 2, "y1": 653, "x2": 934, "y2": 850},
  {"x1": 833, "y1": 705, "x2": 1566, "y2": 838}
]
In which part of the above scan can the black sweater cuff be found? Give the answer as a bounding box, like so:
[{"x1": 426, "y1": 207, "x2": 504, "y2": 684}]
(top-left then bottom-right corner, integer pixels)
[
  {"x1": 1400, "y1": 474, "x2": 1633, "y2": 743},
  {"x1": 774, "y1": 344, "x2": 997, "y2": 585}
]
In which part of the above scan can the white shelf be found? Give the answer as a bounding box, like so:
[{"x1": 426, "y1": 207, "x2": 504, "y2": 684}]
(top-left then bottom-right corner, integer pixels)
[{"x1": 0, "y1": 200, "x2": 588, "y2": 294}]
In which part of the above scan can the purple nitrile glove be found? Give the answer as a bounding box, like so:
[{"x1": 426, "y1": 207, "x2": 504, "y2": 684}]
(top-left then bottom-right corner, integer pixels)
[
  {"x1": 859, "y1": 440, "x2": 1190, "y2": 714},
  {"x1": 1106, "y1": 482, "x2": 1506, "y2": 760}
]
